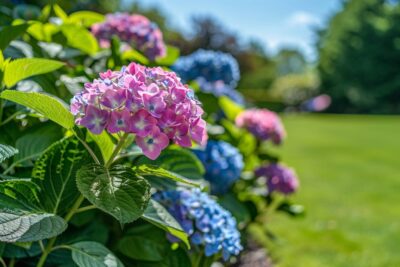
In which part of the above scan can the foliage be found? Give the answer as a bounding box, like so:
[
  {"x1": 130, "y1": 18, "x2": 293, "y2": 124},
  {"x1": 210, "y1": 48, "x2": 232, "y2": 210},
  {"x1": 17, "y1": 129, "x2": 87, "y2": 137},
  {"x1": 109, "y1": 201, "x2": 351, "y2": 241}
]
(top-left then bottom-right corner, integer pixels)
[
  {"x1": 0, "y1": 3, "x2": 302, "y2": 267},
  {"x1": 317, "y1": 0, "x2": 400, "y2": 113}
]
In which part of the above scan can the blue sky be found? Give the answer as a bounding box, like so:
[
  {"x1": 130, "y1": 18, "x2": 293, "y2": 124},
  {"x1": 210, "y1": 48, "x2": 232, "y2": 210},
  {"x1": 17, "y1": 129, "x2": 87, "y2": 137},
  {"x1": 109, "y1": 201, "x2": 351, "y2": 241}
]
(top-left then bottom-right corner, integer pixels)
[{"x1": 129, "y1": 0, "x2": 341, "y2": 60}]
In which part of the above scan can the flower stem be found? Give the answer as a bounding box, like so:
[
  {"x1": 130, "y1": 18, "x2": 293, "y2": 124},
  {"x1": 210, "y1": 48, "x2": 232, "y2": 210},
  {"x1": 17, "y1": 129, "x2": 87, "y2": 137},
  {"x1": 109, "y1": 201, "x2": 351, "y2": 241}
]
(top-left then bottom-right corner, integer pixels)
[
  {"x1": 36, "y1": 195, "x2": 85, "y2": 267},
  {"x1": 105, "y1": 133, "x2": 129, "y2": 168}
]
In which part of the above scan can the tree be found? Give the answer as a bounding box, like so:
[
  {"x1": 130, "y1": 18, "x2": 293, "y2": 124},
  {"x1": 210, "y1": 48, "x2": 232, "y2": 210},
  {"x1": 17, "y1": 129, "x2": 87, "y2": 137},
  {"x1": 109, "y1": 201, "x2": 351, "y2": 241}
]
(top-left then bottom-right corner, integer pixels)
[{"x1": 317, "y1": 0, "x2": 400, "y2": 113}]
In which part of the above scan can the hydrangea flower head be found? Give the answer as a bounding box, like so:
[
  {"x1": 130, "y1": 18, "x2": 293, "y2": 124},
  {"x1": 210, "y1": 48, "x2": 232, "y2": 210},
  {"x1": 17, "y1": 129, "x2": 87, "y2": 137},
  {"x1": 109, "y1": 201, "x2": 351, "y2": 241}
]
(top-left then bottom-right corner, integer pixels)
[
  {"x1": 154, "y1": 188, "x2": 242, "y2": 260},
  {"x1": 235, "y1": 109, "x2": 286, "y2": 144},
  {"x1": 193, "y1": 140, "x2": 244, "y2": 194},
  {"x1": 172, "y1": 50, "x2": 240, "y2": 87},
  {"x1": 91, "y1": 13, "x2": 166, "y2": 60},
  {"x1": 255, "y1": 163, "x2": 299, "y2": 195},
  {"x1": 71, "y1": 63, "x2": 207, "y2": 160}
]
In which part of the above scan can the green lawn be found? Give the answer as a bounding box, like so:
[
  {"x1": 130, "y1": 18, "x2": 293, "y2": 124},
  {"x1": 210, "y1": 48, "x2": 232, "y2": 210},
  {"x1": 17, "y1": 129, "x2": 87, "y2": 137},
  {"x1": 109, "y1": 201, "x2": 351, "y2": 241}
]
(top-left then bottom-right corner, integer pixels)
[{"x1": 263, "y1": 114, "x2": 400, "y2": 267}]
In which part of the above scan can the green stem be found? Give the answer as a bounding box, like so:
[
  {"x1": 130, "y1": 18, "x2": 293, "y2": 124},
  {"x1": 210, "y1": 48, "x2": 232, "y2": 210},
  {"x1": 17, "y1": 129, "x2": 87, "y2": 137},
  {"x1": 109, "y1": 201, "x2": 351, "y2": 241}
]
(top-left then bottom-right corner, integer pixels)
[
  {"x1": 73, "y1": 132, "x2": 100, "y2": 165},
  {"x1": 0, "y1": 258, "x2": 5, "y2": 267},
  {"x1": 0, "y1": 110, "x2": 23, "y2": 127},
  {"x1": 36, "y1": 195, "x2": 85, "y2": 267},
  {"x1": 8, "y1": 258, "x2": 15, "y2": 267},
  {"x1": 105, "y1": 133, "x2": 129, "y2": 168},
  {"x1": 75, "y1": 205, "x2": 96, "y2": 214}
]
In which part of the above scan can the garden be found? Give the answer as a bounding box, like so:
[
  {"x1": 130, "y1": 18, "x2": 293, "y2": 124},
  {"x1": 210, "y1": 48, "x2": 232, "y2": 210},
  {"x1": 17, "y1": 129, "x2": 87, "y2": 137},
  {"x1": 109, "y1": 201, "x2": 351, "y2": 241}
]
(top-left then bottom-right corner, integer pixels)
[{"x1": 0, "y1": 1, "x2": 399, "y2": 267}]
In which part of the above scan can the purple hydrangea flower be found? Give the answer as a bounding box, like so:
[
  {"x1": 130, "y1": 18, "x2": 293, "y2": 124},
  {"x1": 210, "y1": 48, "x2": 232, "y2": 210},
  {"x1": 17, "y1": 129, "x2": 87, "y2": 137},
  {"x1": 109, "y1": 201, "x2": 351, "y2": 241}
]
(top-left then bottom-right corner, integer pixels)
[
  {"x1": 91, "y1": 13, "x2": 166, "y2": 60},
  {"x1": 255, "y1": 163, "x2": 299, "y2": 195},
  {"x1": 235, "y1": 109, "x2": 286, "y2": 144},
  {"x1": 70, "y1": 62, "x2": 207, "y2": 160},
  {"x1": 154, "y1": 188, "x2": 243, "y2": 261}
]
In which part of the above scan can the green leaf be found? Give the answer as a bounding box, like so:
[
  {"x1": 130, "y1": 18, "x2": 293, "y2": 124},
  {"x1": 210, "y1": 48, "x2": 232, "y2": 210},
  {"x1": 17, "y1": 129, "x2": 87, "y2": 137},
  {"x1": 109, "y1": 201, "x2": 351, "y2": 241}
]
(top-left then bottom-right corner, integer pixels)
[
  {"x1": 0, "y1": 179, "x2": 40, "y2": 211},
  {"x1": 0, "y1": 24, "x2": 30, "y2": 50},
  {"x1": 0, "y1": 90, "x2": 74, "y2": 129},
  {"x1": 32, "y1": 138, "x2": 90, "y2": 215},
  {"x1": 67, "y1": 11, "x2": 105, "y2": 27},
  {"x1": 61, "y1": 24, "x2": 98, "y2": 55},
  {"x1": 53, "y1": 4, "x2": 68, "y2": 20},
  {"x1": 121, "y1": 49, "x2": 149, "y2": 65},
  {"x1": 0, "y1": 144, "x2": 18, "y2": 163},
  {"x1": 76, "y1": 164, "x2": 151, "y2": 223},
  {"x1": 155, "y1": 45, "x2": 180, "y2": 66},
  {"x1": 70, "y1": 241, "x2": 124, "y2": 267},
  {"x1": 136, "y1": 147, "x2": 205, "y2": 180},
  {"x1": 3, "y1": 242, "x2": 42, "y2": 259},
  {"x1": 135, "y1": 165, "x2": 200, "y2": 187},
  {"x1": 0, "y1": 210, "x2": 67, "y2": 242},
  {"x1": 219, "y1": 95, "x2": 244, "y2": 121},
  {"x1": 3, "y1": 58, "x2": 64, "y2": 88},
  {"x1": 27, "y1": 22, "x2": 59, "y2": 42},
  {"x1": 14, "y1": 123, "x2": 62, "y2": 166},
  {"x1": 142, "y1": 199, "x2": 190, "y2": 248},
  {"x1": 87, "y1": 131, "x2": 114, "y2": 163}
]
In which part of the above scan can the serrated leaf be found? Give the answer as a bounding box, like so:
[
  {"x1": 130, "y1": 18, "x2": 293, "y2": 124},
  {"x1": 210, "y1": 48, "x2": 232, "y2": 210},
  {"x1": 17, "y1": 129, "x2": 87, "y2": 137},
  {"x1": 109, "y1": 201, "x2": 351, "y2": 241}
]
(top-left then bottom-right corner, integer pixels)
[
  {"x1": 0, "y1": 90, "x2": 74, "y2": 129},
  {"x1": 0, "y1": 24, "x2": 29, "y2": 50},
  {"x1": 155, "y1": 45, "x2": 180, "y2": 66},
  {"x1": 136, "y1": 147, "x2": 204, "y2": 180},
  {"x1": 70, "y1": 241, "x2": 124, "y2": 267},
  {"x1": 76, "y1": 164, "x2": 151, "y2": 223},
  {"x1": 0, "y1": 144, "x2": 18, "y2": 163},
  {"x1": 0, "y1": 179, "x2": 40, "y2": 211},
  {"x1": 61, "y1": 24, "x2": 98, "y2": 55},
  {"x1": 135, "y1": 165, "x2": 200, "y2": 188},
  {"x1": 0, "y1": 211, "x2": 67, "y2": 243},
  {"x1": 3, "y1": 58, "x2": 64, "y2": 87},
  {"x1": 32, "y1": 138, "x2": 90, "y2": 215},
  {"x1": 68, "y1": 11, "x2": 104, "y2": 27},
  {"x1": 142, "y1": 199, "x2": 189, "y2": 248}
]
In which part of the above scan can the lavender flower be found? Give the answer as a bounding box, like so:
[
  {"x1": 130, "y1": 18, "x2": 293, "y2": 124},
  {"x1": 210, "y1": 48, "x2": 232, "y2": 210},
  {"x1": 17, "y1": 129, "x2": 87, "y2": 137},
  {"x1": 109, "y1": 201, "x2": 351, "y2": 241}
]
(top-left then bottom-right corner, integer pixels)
[{"x1": 255, "y1": 163, "x2": 299, "y2": 195}]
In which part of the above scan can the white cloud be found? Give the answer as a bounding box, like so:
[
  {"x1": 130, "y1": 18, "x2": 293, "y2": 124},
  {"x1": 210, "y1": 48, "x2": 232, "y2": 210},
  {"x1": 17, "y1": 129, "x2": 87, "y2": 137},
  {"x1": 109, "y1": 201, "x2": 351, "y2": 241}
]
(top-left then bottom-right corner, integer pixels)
[{"x1": 287, "y1": 11, "x2": 321, "y2": 27}]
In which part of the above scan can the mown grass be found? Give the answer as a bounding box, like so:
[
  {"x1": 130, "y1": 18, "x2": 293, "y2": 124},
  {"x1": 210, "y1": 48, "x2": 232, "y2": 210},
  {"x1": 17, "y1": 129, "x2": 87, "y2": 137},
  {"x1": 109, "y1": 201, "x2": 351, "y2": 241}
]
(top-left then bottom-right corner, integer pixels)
[{"x1": 259, "y1": 114, "x2": 400, "y2": 267}]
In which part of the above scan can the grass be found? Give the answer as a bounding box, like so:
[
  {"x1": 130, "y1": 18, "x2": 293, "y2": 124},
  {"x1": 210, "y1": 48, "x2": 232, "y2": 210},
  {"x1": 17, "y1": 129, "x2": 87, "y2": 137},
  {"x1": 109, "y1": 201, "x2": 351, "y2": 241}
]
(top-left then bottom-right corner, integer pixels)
[{"x1": 260, "y1": 114, "x2": 400, "y2": 267}]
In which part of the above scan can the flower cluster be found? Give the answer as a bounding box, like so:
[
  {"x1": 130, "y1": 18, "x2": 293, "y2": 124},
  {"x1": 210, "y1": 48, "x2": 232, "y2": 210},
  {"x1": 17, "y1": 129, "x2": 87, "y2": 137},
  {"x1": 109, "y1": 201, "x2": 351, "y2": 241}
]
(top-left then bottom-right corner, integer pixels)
[
  {"x1": 70, "y1": 62, "x2": 207, "y2": 160},
  {"x1": 91, "y1": 13, "x2": 166, "y2": 60},
  {"x1": 235, "y1": 109, "x2": 286, "y2": 144},
  {"x1": 172, "y1": 50, "x2": 240, "y2": 87},
  {"x1": 255, "y1": 163, "x2": 299, "y2": 195},
  {"x1": 193, "y1": 140, "x2": 244, "y2": 194},
  {"x1": 154, "y1": 188, "x2": 242, "y2": 260}
]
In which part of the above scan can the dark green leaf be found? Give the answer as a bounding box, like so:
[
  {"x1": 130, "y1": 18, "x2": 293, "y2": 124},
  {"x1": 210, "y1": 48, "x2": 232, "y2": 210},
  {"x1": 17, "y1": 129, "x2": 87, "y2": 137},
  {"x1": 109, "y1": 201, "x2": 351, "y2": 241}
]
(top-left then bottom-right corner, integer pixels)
[
  {"x1": 0, "y1": 24, "x2": 29, "y2": 50},
  {"x1": 70, "y1": 241, "x2": 124, "y2": 267},
  {"x1": 136, "y1": 147, "x2": 204, "y2": 180},
  {"x1": 0, "y1": 144, "x2": 18, "y2": 163},
  {"x1": 3, "y1": 242, "x2": 42, "y2": 259},
  {"x1": 142, "y1": 199, "x2": 189, "y2": 248},
  {"x1": 3, "y1": 58, "x2": 64, "y2": 87},
  {"x1": 76, "y1": 164, "x2": 151, "y2": 223},
  {"x1": 0, "y1": 90, "x2": 74, "y2": 129},
  {"x1": 0, "y1": 179, "x2": 40, "y2": 211},
  {"x1": 32, "y1": 138, "x2": 90, "y2": 215},
  {"x1": 0, "y1": 210, "x2": 66, "y2": 242}
]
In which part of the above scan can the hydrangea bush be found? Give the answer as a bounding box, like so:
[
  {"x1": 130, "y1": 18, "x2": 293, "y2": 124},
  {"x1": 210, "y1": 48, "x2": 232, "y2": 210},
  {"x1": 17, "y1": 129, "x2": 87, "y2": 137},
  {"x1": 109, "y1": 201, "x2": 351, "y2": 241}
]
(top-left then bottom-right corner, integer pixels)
[{"x1": 0, "y1": 4, "x2": 302, "y2": 267}]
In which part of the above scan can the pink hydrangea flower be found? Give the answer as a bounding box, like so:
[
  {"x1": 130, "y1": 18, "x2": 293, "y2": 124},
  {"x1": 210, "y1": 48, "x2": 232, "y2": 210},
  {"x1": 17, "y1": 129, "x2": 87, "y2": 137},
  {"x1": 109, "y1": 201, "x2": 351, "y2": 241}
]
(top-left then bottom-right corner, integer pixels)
[
  {"x1": 71, "y1": 62, "x2": 207, "y2": 159},
  {"x1": 91, "y1": 13, "x2": 166, "y2": 60},
  {"x1": 235, "y1": 109, "x2": 286, "y2": 144},
  {"x1": 255, "y1": 163, "x2": 299, "y2": 195}
]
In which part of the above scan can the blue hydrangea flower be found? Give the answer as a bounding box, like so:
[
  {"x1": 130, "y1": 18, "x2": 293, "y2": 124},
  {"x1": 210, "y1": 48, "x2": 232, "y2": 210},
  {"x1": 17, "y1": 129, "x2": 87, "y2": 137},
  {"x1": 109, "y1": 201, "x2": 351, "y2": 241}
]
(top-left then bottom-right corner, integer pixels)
[
  {"x1": 172, "y1": 49, "x2": 240, "y2": 87},
  {"x1": 154, "y1": 188, "x2": 243, "y2": 260},
  {"x1": 193, "y1": 140, "x2": 244, "y2": 194}
]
